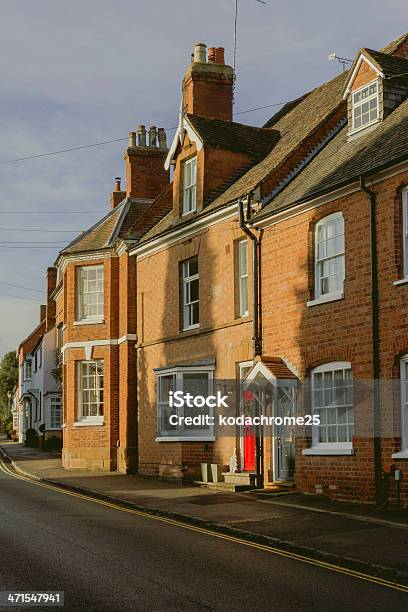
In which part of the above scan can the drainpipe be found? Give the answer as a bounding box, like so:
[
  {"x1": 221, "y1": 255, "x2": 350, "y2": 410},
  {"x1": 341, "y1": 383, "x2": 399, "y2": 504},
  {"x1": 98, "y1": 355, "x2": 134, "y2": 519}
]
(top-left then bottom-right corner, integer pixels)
[
  {"x1": 360, "y1": 176, "x2": 383, "y2": 506},
  {"x1": 238, "y1": 197, "x2": 262, "y2": 356},
  {"x1": 239, "y1": 196, "x2": 263, "y2": 487}
]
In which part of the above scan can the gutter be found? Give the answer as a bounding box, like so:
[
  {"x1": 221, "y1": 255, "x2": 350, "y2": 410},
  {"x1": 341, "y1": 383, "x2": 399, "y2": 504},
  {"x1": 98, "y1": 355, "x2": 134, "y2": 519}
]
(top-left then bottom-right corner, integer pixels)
[{"x1": 359, "y1": 176, "x2": 383, "y2": 507}]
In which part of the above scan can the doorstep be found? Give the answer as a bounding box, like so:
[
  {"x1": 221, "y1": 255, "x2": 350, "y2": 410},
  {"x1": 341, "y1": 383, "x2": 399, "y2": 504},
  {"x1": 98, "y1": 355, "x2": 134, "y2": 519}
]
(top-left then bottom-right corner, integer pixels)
[{"x1": 195, "y1": 481, "x2": 254, "y2": 492}]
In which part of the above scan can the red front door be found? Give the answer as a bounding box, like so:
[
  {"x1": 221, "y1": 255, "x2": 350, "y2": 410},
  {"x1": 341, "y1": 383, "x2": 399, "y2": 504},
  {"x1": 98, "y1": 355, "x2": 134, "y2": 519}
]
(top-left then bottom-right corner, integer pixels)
[{"x1": 243, "y1": 426, "x2": 256, "y2": 471}]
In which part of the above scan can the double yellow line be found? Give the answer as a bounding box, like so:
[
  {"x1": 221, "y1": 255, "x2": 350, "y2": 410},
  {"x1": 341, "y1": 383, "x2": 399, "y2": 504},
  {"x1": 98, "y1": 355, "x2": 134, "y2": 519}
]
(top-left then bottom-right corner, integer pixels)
[{"x1": 1, "y1": 457, "x2": 407, "y2": 594}]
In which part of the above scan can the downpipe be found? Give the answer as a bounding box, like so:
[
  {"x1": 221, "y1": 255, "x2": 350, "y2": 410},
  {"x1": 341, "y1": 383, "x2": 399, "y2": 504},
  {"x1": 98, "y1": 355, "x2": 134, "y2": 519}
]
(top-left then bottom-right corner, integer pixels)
[
  {"x1": 360, "y1": 176, "x2": 383, "y2": 506},
  {"x1": 239, "y1": 196, "x2": 263, "y2": 487}
]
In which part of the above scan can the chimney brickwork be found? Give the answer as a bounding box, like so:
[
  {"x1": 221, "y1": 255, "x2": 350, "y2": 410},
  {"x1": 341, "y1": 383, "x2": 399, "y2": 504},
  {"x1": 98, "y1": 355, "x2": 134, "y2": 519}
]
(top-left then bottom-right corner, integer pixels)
[
  {"x1": 183, "y1": 43, "x2": 234, "y2": 121},
  {"x1": 124, "y1": 125, "x2": 169, "y2": 200}
]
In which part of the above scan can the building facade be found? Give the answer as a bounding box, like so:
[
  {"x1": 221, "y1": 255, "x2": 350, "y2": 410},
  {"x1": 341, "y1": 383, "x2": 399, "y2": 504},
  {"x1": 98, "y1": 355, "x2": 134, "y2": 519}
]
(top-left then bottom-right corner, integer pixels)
[{"x1": 45, "y1": 32, "x2": 408, "y2": 506}]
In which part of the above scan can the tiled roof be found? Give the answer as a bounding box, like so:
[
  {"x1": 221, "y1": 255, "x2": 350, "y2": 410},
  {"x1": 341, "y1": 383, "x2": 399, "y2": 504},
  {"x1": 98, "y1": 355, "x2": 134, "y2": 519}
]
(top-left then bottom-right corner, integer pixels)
[
  {"x1": 380, "y1": 31, "x2": 408, "y2": 55},
  {"x1": 138, "y1": 72, "x2": 350, "y2": 246},
  {"x1": 260, "y1": 95, "x2": 408, "y2": 216},
  {"x1": 128, "y1": 184, "x2": 173, "y2": 240},
  {"x1": 187, "y1": 114, "x2": 280, "y2": 158},
  {"x1": 262, "y1": 93, "x2": 311, "y2": 129},
  {"x1": 60, "y1": 197, "x2": 153, "y2": 255},
  {"x1": 203, "y1": 71, "x2": 349, "y2": 214},
  {"x1": 359, "y1": 48, "x2": 408, "y2": 79},
  {"x1": 261, "y1": 356, "x2": 298, "y2": 380}
]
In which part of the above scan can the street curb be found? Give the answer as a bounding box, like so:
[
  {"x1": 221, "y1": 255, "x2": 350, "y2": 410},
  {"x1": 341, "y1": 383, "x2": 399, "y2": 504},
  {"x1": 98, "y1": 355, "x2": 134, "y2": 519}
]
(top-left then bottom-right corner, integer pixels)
[{"x1": 1, "y1": 446, "x2": 407, "y2": 586}]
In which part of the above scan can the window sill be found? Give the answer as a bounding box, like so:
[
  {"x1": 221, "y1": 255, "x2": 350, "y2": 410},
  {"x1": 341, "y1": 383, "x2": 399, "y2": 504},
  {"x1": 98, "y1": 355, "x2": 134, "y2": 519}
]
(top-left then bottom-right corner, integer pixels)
[
  {"x1": 74, "y1": 319, "x2": 104, "y2": 326},
  {"x1": 302, "y1": 446, "x2": 354, "y2": 456},
  {"x1": 391, "y1": 451, "x2": 408, "y2": 459},
  {"x1": 393, "y1": 278, "x2": 408, "y2": 286},
  {"x1": 155, "y1": 436, "x2": 215, "y2": 443},
  {"x1": 307, "y1": 292, "x2": 344, "y2": 307},
  {"x1": 181, "y1": 324, "x2": 200, "y2": 332},
  {"x1": 74, "y1": 418, "x2": 104, "y2": 427}
]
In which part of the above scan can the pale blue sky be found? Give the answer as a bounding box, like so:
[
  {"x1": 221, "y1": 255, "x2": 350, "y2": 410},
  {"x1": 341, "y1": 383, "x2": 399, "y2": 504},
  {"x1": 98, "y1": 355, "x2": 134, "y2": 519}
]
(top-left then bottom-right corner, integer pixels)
[{"x1": 0, "y1": 0, "x2": 407, "y2": 357}]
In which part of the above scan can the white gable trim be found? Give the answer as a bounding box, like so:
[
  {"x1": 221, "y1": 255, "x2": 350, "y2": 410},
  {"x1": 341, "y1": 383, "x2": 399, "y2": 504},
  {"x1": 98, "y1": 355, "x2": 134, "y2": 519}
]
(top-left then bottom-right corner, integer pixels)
[
  {"x1": 243, "y1": 361, "x2": 298, "y2": 389},
  {"x1": 164, "y1": 114, "x2": 203, "y2": 170},
  {"x1": 343, "y1": 53, "x2": 384, "y2": 99}
]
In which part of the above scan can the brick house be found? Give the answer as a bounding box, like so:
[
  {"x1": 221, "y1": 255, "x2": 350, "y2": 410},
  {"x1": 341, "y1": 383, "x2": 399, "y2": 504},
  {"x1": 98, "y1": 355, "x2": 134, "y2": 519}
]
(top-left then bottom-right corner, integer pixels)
[
  {"x1": 54, "y1": 32, "x2": 408, "y2": 506},
  {"x1": 53, "y1": 130, "x2": 170, "y2": 472},
  {"x1": 16, "y1": 268, "x2": 61, "y2": 446}
]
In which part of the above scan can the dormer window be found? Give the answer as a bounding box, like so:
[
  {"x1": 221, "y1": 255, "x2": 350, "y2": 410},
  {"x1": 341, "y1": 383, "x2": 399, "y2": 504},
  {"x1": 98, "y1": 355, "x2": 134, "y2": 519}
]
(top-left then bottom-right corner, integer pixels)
[
  {"x1": 183, "y1": 156, "x2": 197, "y2": 215},
  {"x1": 351, "y1": 80, "x2": 379, "y2": 133}
]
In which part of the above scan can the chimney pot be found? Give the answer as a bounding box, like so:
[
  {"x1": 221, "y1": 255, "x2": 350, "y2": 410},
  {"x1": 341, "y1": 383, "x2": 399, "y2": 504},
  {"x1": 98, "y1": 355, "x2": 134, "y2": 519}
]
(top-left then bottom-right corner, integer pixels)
[
  {"x1": 148, "y1": 126, "x2": 157, "y2": 147},
  {"x1": 208, "y1": 47, "x2": 216, "y2": 63},
  {"x1": 193, "y1": 42, "x2": 207, "y2": 63},
  {"x1": 157, "y1": 128, "x2": 167, "y2": 149},
  {"x1": 215, "y1": 47, "x2": 225, "y2": 65},
  {"x1": 137, "y1": 124, "x2": 147, "y2": 147},
  {"x1": 114, "y1": 177, "x2": 121, "y2": 191},
  {"x1": 129, "y1": 131, "x2": 136, "y2": 147}
]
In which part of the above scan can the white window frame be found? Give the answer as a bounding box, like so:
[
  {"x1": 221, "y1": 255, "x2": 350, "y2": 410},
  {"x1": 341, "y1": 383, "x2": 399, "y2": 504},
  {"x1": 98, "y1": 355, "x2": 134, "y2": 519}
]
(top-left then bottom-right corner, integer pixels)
[
  {"x1": 393, "y1": 356, "x2": 408, "y2": 457},
  {"x1": 350, "y1": 79, "x2": 380, "y2": 135},
  {"x1": 313, "y1": 212, "x2": 345, "y2": 302},
  {"x1": 24, "y1": 359, "x2": 32, "y2": 380},
  {"x1": 75, "y1": 360, "x2": 104, "y2": 426},
  {"x1": 402, "y1": 190, "x2": 408, "y2": 279},
  {"x1": 238, "y1": 239, "x2": 249, "y2": 317},
  {"x1": 156, "y1": 366, "x2": 215, "y2": 441},
  {"x1": 76, "y1": 265, "x2": 104, "y2": 323},
  {"x1": 303, "y1": 361, "x2": 354, "y2": 456},
  {"x1": 182, "y1": 257, "x2": 199, "y2": 330},
  {"x1": 50, "y1": 396, "x2": 62, "y2": 430},
  {"x1": 182, "y1": 156, "x2": 197, "y2": 215}
]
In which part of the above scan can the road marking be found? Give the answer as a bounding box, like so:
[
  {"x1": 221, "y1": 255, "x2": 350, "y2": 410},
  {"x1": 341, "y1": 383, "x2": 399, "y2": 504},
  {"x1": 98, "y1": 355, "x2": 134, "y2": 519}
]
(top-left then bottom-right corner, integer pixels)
[{"x1": 1, "y1": 458, "x2": 407, "y2": 594}]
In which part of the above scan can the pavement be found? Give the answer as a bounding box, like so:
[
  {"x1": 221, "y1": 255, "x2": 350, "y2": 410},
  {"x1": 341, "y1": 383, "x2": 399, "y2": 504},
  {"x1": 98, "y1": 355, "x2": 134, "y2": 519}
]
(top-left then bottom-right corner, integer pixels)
[
  {"x1": 1, "y1": 439, "x2": 408, "y2": 586},
  {"x1": 1, "y1": 457, "x2": 407, "y2": 611}
]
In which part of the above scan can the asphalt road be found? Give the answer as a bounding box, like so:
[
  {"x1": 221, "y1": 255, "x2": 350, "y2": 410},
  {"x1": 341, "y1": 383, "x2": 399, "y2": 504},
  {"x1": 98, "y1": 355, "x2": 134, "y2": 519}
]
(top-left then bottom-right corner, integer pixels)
[{"x1": 0, "y1": 461, "x2": 407, "y2": 611}]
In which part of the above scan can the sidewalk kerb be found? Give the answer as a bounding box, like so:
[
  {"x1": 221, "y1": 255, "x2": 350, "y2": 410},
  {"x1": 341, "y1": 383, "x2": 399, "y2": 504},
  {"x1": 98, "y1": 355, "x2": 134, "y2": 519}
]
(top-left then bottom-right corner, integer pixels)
[{"x1": 1, "y1": 445, "x2": 407, "y2": 587}]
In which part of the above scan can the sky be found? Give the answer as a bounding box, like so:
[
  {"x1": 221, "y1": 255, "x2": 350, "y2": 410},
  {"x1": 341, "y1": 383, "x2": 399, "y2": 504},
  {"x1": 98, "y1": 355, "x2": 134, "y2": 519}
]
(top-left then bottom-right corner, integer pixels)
[{"x1": 0, "y1": 0, "x2": 407, "y2": 358}]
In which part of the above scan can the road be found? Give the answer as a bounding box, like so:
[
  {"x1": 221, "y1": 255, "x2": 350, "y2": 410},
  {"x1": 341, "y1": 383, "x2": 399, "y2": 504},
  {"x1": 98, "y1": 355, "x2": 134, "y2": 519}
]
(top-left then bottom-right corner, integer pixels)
[{"x1": 0, "y1": 459, "x2": 406, "y2": 611}]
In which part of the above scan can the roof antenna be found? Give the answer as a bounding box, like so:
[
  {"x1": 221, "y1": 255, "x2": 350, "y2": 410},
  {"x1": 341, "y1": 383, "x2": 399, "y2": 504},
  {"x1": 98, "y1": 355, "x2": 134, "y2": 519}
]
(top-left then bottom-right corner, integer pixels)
[
  {"x1": 328, "y1": 52, "x2": 353, "y2": 72},
  {"x1": 233, "y1": 0, "x2": 266, "y2": 104}
]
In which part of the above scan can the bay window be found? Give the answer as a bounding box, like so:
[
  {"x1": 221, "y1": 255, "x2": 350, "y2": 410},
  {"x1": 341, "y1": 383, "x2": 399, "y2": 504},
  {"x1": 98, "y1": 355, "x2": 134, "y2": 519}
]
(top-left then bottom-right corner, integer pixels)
[
  {"x1": 76, "y1": 360, "x2": 104, "y2": 424},
  {"x1": 76, "y1": 265, "x2": 104, "y2": 322},
  {"x1": 156, "y1": 367, "x2": 214, "y2": 440}
]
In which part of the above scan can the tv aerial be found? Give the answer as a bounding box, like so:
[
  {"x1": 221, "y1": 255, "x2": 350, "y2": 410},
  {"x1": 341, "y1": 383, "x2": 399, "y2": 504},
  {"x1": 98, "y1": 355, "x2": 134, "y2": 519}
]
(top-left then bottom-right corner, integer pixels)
[{"x1": 328, "y1": 52, "x2": 353, "y2": 71}]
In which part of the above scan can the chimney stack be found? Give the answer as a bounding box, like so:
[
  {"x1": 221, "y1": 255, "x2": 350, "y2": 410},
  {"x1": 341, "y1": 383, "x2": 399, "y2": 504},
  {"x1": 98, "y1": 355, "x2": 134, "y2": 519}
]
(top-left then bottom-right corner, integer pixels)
[
  {"x1": 110, "y1": 177, "x2": 126, "y2": 209},
  {"x1": 45, "y1": 267, "x2": 57, "y2": 332},
  {"x1": 148, "y1": 126, "x2": 157, "y2": 147},
  {"x1": 124, "y1": 124, "x2": 169, "y2": 199},
  {"x1": 40, "y1": 304, "x2": 46, "y2": 322},
  {"x1": 137, "y1": 125, "x2": 147, "y2": 147},
  {"x1": 182, "y1": 42, "x2": 233, "y2": 121},
  {"x1": 207, "y1": 47, "x2": 216, "y2": 63},
  {"x1": 193, "y1": 42, "x2": 207, "y2": 63},
  {"x1": 158, "y1": 128, "x2": 167, "y2": 149}
]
